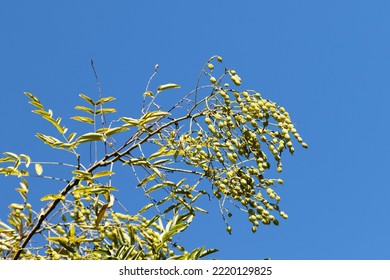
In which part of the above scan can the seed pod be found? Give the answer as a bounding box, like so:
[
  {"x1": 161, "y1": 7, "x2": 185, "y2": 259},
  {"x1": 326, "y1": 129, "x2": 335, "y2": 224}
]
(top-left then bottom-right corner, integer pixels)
[
  {"x1": 226, "y1": 226, "x2": 232, "y2": 234},
  {"x1": 227, "y1": 152, "x2": 237, "y2": 164},
  {"x1": 231, "y1": 75, "x2": 241, "y2": 86}
]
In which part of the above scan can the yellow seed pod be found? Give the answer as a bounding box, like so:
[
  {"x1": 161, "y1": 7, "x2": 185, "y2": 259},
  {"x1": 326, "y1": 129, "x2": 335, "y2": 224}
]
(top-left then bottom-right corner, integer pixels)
[
  {"x1": 214, "y1": 113, "x2": 223, "y2": 120},
  {"x1": 208, "y1": 124, "x2": 216, "y2": 133},
  {"x1": 56, "y1": 225, "x2": 65, "y2": 235},
  {"x1": 240, "y1": 178, "x2": 248, "y2": 186},
  {"x1": 249, "y1": 215, "x2": 257, "y2": 222},
  {"x1": 227, "y1": 153, "x2": 237, "y2": 164},
  {"x1": 207, "y1": 63, "x2": 214, "y2": 70},
  {"x1": 231, "y1": 75, "x2": 241, "y2": 86},
  {"x1": 217, "y1": 56, "x2": 223, "y2": 62},
  {"x1": 226, "y1": 226, "x2": 232, "y2": 234},
  {"x1": 210, "y1": 76, "x2": 217, "y2": 84}
]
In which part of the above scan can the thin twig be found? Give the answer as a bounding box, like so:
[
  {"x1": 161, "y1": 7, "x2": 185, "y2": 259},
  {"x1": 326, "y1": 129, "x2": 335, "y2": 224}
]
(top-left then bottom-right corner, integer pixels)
[{"x1": 90, "y1": 59, "x2": 108, "y2": 156}]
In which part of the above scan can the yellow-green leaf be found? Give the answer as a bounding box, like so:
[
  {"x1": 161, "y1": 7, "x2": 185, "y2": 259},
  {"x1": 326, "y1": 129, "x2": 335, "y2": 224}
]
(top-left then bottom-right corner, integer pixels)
[
  {"x1": 24, "y1": 92, "x2": 41, "y2": 103},
  {"x1": 96, "y1": 96, "x2": 116, "y2": 106},
  {"x1": 121, "y1": 117, "x2": 140, "y2": 126},
  {"x1": 104, "y1": 126, "x2": 129, "y2": 137},
  {"x1": 67, "y1": 132, "x2": 77, "y2": 142},
  {"x1": 95, "y1": 203, "x2": 109, "y2": 226},
  {"x1": 138, "y1": 203, "x2": 154, "y2": 214},
  {"x1": 75, "y1": 106, "x2": 94, "y2": 115},
  {"x1": 157, "y1": 83, "x2": 181, "y2": 93},
  {"x1": 137, "y1": 173, "x2": 157, "y2": 187},
  {"x1": 76, "y1": 132, "x2": 105, "y2": 143},
  {"x1": 71, "y1": 116, "x2": 94, "y2": 124},
  {"x1": 96, "y1": 108, "x2": 117, "y2": 115},
  {"x1": 139, "y1": 111, "x2": 170, "y2": 126},
  {"x1": 79, "y1": 94, "x2": 95, "y2": 106},
  {"x1": 40, "y1": 194, "x2": 64, "y2": 201},
  {"x1": 92, "y1": 170, "x2": 115, "y2": 179}
]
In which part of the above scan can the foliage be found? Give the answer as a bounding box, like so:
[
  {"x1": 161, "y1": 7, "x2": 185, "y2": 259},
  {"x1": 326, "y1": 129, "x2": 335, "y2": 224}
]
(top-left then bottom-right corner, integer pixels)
[{"x1": 0, "y1": 56, "x2": 307, "y2": 259}]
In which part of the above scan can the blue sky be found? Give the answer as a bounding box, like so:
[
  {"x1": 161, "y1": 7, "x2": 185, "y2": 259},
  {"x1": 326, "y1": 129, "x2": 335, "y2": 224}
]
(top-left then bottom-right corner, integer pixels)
[{"x1": 1, "y1": 1, "x2": 390, "y2": 259}]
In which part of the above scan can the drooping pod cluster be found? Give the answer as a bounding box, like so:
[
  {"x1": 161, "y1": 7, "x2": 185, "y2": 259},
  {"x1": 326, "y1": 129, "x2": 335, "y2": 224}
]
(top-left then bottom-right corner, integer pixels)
[{"x1": 179, "y1": 60, "x2": 307, "y2": 232}]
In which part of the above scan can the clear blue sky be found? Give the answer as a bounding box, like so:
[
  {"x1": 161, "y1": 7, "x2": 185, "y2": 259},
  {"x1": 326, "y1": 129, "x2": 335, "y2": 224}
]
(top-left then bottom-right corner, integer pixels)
[{"x1": 1, "y1": 1, "x2": 390, "y2": 260}]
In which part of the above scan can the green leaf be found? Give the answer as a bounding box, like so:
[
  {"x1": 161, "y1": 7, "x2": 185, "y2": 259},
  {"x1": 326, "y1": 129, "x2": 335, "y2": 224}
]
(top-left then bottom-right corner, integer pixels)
[
  {"x1": 104, "y1": 126, "x2": 129, "y2": 137},
  {"x1": 198, "y1": 248, "x2": 219, "y2": 259},
  {"x1": 36, "y1": 133, "x2": 63, "y2": 147},
  {"x1": 67, "y1": 132, "x2": 77, "y2": 142},
  {"x1": 32, "y1": 109, "x2": 51, "y2": 117},
  {"x1": 47, "y1": 237, "x2": 76, "y2": 253},
  {"x1": 76, "y1": 132, "x2": 105, "y2": 143},
  {"x1": 157, "y1": 83, "x2": 181, "y2": 93},
  {"x1": 193, "y1": 206, "x2": 208, "y2": 214},
  {"x1": 95, "y1": 203, "x2": 109, "y2": 226},
  {"x1": 163, "y1": 203, "x2": 180, "y2": 215},
  {"x1": 35, "y1": 163, "x2": 43, "y2": 176},
  {"x1": 40, "y1": 194, "x2": 64, "y2": 201},
  {"x1": 161, "y1": 223, "x2": 188, "y2": 243},
  {"x1": 96, "y1": 96, "x2": 116, "y2": 105},
  {"x1": 3, "y1": 152, "x2": 19, "y2": 161},
  {"x1": 121, "y1": 117, "x2": 140, "y2": 126},
  {"x1": 89, "y1": 187, "x2": 117, "y2": 194},
  {"x1": 139, "y1": 111, "x2": 170, "y2": 126},
  {"x1": 96, "y1": 108, "x2": 117, "y2": 114},
  {"x1": 137, "y1": 173, "x2": 157, "y2": 187},
  {"x1": 0, "y1": 155, "x2": 14, "y2": 163},
  {"x1": 42, "y1": 115, "x2": 66, "y2": 134},
  {"x1": 149, "y1": 146, "x2": 169, "y2": 160},
  {"x1": 16, "y1": 178, "x2": 28, "y2": 201},
  {"x1": 145, "y1": 183, "x2": 164, "y2": 194},
  {"x1": 79, "y1": 94, "x2": 95, "y2": 106},
  {"x1": 24, "y1": 92, "x2": 41, "y2": 103},
  {"x1": 152, "y1": 158, "x2": 172, "y2": 165},
  {"x1": 144, "y1": 215, "x2": 160, "y2": 228},
  {"x1": 75, "y1": 106, "x2": 94, "y2": 115},
  {"x1": 71, "y1": 116, "x2": 94, "y2": 124},
  {"x1": 92, "y1": 170, "x2": 115, "y2": 179},
  {"x1": 138, "y1": 203, "x2": 154, "y2": 214},
  {"x1": 28, "y1": 101, "x2": 44, "y2": 110},
  {"x1": 71, "y1": 170, "x2": 93, "y2": 180}
]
